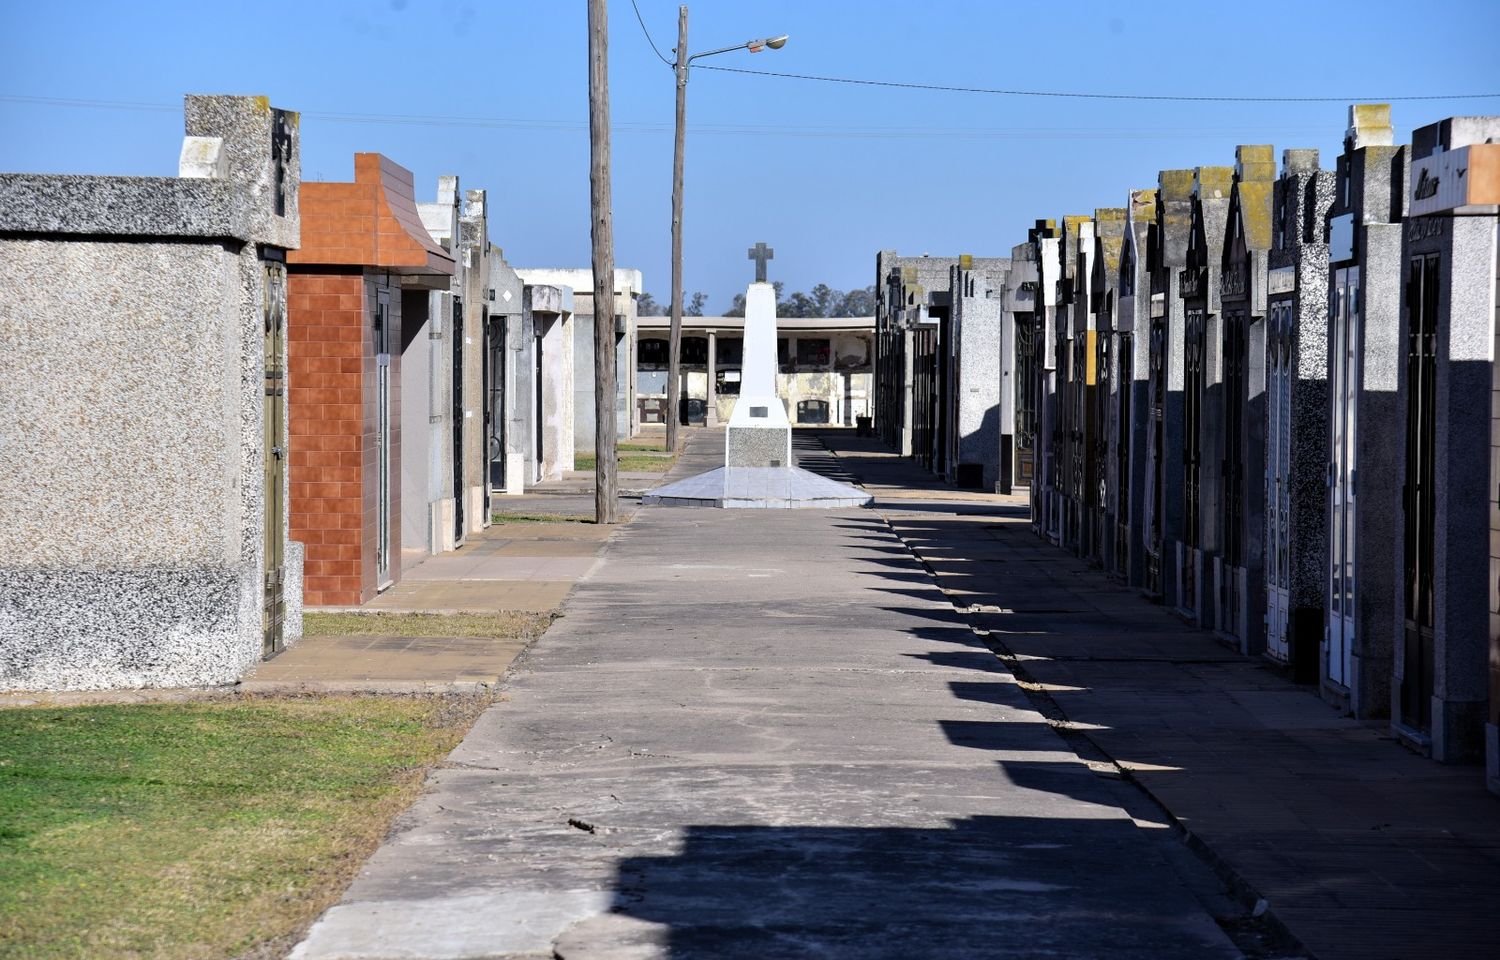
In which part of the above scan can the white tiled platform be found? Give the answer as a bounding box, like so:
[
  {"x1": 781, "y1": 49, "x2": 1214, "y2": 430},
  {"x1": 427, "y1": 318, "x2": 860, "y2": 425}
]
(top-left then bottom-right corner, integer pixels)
[{"x1": 642, "y1": 466, "x2": 872, "y2": 509}]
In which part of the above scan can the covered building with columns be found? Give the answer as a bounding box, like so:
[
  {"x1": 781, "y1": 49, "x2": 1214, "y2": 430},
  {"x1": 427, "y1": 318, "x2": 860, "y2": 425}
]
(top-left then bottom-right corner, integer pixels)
[{"x1": 636, "y1": 315, "x2": 875, "y2": 428}]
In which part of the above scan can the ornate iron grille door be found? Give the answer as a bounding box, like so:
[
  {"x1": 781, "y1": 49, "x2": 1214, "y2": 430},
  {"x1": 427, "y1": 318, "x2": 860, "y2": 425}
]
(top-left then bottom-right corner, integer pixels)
[
  {"x1": 1221, "y1": 308, "x2": 1248, "y2": 638},
  {"x1": 261, "y1": 257, "x2": 286, "y2": 657},
  {"x1": 1401, "y1": 253, "x2": 1440, "y2": 733},
  {"x1": 1145, "y1": 317, "x2": 1167, "y2": 595},
  {"x1": 1182, "y1": 307, "x2": 1206, "y2": 612},
  {"x1": 1015, "y1": 315, "x2": 1037, "y2": 485}
]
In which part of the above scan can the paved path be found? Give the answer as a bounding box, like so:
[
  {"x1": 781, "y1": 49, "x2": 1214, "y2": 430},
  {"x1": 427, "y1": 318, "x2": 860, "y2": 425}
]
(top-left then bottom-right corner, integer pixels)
[
  {"x1": 816, "y1": 431, "x2": 1500, "y2": 960},
  {"x1": 293, "y1": 433, "x2": 1245, "y2": 959},
  {"x1": 247, "y1": 509, "x2": 619, "y2": 692}
]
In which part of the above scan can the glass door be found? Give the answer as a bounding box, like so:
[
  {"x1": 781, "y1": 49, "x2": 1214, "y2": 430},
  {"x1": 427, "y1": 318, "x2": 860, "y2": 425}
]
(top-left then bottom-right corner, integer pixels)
[{"x1": 1327, "y1": 267, "x2": 1359, "y2": 687}]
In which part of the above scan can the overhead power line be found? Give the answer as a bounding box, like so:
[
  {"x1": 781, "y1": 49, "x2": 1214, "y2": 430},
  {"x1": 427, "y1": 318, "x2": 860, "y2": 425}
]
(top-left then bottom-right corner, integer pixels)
[
  {"x1": 0, "y1": 95, "x2": 1342, "y2": 142},
  {"x1": 692, "y1": 63, "x2": 1500, "y2": 103},
  {"x1": 628, "y1": 0, "x2": 673, "y2": 67}
]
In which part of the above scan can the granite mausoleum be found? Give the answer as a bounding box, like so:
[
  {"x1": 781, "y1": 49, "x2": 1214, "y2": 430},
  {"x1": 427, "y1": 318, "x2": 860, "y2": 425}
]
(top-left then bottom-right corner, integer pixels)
[
  {"x1": 1396, "y1": 115, "x2": 1500, "y2": 763},
  {"x1": 872, "y1": 103, "x2": 1499, "y2": 795},
  {"x1": 874, "y1": 252, "x2": 1022, "y2": 491},
  {"x1": 0, "y1": 94, "x2": 304, "y2": 689},
  {"x1": 1263, "y1": 149, "x2": 1334, "y2": 681}
]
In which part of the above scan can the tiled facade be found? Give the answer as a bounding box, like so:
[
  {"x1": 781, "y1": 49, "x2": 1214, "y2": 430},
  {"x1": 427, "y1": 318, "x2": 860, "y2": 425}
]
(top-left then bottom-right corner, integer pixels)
[
  {"x1": 287, "y1": 154, "x2": 452, "y2": 607},
  {"x1": 286, "y1": 272, "x2": 405, "y2": 605}
]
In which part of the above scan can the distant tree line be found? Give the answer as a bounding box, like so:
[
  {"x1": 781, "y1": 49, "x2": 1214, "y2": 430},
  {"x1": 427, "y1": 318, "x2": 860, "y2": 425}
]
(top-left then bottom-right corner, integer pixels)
[
  {"x1": 724, "y1": 283, "x2": 876, "y2": 318},
  {"x1": 635, "y1": 291, "x2": 707, "y2": 316},
  {"x1": 636, "y1": 284, "x2": 875, "y2": 319}
]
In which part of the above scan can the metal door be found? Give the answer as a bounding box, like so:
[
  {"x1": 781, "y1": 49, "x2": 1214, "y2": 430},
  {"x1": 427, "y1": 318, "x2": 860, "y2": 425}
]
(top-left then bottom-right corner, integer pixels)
[
  {"x1": 488, "y1": 316, "x2": 507, "y2": 488},
  {"x1": 1015, "y1": 315, "x2": 1037, "y2": 485},
  {"x1": 1145, "y1": 316, "x2": 1166, "y2": 595},
  {"x1": 1071, "y1": 334, "x2": 1087, "y2": 549},
  {"x1": 1221, "y1": 308, "x2": 1248, "y2": 638},
  {"x1": 534, "y1": 323, "x2": 545, "y2": 477},
  {"x1": 1327, "y1": 267, "x2": 1360, "y2": 687},
  {"x1": 1093, "y1": 331, "x2": 1109, "y2": 563},
  {"x1": 1182, "y1": 307, "x2": 1206, "y2": 613},
  {"x1": 452, "y1": 297, "x2": 465, "y2": 541},
  {"x1": 1265, "y1": 300, "x2": 1293, "y2": 662},
  {"x1": 261, "y1": 256, "x2": 286, "y2": 657},
  {"x1": 374, "y1": 290, "x2": 392, "y2": 588},
  {"x1": 1401, "y1": 254, "x2": 1439, "y2": 732},
  {"x1": 1116, "y1": 334, "x2": 1133, "y2": 575}
]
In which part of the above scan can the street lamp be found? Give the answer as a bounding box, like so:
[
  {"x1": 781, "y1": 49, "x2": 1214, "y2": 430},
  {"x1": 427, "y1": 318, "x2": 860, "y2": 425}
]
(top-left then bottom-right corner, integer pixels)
[{"x1": 666, "y1": 8, "x2": 787, "y2": 452}]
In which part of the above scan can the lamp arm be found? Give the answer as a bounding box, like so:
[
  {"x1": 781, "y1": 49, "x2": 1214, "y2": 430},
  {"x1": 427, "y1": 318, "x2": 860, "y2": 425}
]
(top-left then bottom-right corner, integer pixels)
[{"x1": 685, "y1": 41, "x2": 752, "y2": 64}]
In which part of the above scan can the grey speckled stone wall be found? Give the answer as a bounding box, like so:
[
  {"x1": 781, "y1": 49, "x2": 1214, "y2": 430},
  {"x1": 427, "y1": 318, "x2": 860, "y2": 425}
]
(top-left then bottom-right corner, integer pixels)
[
  {"x1": 1395, "y1": 116, "x2": 1500, "y2": 761},
  {"x1": 727, "y1": 425, "x2": 791, "y2": 468},
  {"x1": 950, "y1": 263, "x2": 1008, "y2": 488},
  {"x1": 0, "y1": 94, "x2": 302, "y2": 691},
  {"x1": 1269, "y1": 151, "x2": 1333, "y2": 681}
]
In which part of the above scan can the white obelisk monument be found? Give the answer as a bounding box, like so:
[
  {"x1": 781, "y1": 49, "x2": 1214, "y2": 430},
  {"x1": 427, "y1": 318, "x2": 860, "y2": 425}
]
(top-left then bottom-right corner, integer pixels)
[
  {"x1": 641, "y1": 241, "x2": 870, "y2": 508},
  {"x1": 725, "y1": 278, "x2": 792, "y2": 468}
]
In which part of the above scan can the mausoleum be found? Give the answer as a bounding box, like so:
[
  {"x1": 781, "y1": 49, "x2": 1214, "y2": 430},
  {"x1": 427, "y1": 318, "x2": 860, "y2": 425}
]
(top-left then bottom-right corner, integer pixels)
[
  {"x1": 286, "y1": 153, "x2": 455, "y2": 607},
  {"x1": 0, "y1": 94, "x2": 305, "y2": 689}
]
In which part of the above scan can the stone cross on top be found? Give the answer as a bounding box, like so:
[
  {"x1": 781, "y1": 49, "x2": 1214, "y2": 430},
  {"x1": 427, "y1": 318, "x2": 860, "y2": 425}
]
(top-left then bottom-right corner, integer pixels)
[{"x1": 748, "y1": 241, "x2": 774, "y2": 283}]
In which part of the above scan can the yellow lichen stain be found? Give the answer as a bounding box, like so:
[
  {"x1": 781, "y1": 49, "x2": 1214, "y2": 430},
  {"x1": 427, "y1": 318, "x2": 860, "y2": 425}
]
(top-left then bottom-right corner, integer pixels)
[
  {"x1": 252, "y1": 95, "x2": 272, "y2": 114},
  {"x1": 1350, "y1": 103, "x2": 1392, "y2": 129},
  {"x1": 1159, "y1": 169, "x2": 1196, "y2": 199},
  {"x1": 1238, "y1": 182, "x2": 1275, "y2": 249},
  {"x1": 1194, "y1": 166, "x2": 1234, "y2": 198}
]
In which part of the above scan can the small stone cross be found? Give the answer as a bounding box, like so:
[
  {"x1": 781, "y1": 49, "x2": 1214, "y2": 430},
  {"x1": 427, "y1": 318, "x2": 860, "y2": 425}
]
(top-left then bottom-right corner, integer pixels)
[{"x1": 748, "y1": 242, "x2": 774, "y2": 283}]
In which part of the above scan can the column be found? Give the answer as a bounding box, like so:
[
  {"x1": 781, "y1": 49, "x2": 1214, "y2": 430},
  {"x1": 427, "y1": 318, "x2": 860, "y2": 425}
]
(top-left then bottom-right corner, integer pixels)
[{"x1": 706, "y1": 329, "x2": 718, "y2": 426}]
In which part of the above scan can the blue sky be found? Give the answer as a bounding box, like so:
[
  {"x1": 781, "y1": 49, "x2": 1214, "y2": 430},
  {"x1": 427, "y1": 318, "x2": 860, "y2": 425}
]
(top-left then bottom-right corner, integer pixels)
[{"x1": 3, "y1": 1, "x2": 1498, "y2": 312}]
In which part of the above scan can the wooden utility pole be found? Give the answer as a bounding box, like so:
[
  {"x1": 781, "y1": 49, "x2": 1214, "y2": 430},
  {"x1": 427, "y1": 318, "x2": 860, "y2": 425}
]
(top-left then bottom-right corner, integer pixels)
[
  {"x1": 666, "y1": 4, "x2": 688, "y2": 453},
  {"x1": 588, "y1": 0, "x2": 618, "y2": 524}
]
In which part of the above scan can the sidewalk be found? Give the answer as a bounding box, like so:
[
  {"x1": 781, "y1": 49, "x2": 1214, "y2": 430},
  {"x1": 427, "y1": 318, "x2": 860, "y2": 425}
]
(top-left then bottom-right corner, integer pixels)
[
  {"x1": 245, "y1": 432, "x2": 709, "y2": 693},
  {"x1": 244, "y1": 497, "x2": 622, "y2": 693},
  {"x1": 292, "y1": 428, "x2": 1248, "y2": 959},
  {"x1": 815, "y1": 430, "x2": 1500, "y2": 960}
]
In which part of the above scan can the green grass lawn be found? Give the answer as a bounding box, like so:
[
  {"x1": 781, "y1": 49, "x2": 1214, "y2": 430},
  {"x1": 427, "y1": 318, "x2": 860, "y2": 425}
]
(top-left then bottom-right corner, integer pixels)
[
  {"x1": 616, "y1": 440, "x2": 674, "y2": 453},
  {"x1": 302, "y1": 611, "x2": 553, "y2": 639},
  {"x1": 489, "y1": 511, "x2": 595, "y2": 524},
  {"x1": 0, "y1": 694, "x2": 489, "y2": 960},
  {"x1": 574, "y1": 451, "x2": 677, "y2": 473}
]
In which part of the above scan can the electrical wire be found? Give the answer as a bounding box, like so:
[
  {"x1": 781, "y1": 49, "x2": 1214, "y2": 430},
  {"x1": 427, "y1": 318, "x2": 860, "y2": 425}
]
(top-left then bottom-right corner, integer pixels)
[
  {"x1": 629, "y1": 0, "x2": 674, "y2": 67},
  {"x1": 693, "y1": 63, "x2": 1500, "y2": 104},
  {"x1": 0, "y1": 95, "x2": 1340, "y2": 141}
]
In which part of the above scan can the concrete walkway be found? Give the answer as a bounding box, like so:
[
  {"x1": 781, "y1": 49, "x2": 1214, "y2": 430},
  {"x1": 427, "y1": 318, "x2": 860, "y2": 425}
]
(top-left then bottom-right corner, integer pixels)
[
  {"x1": 244, "y1": 502, "x2": 621, "y2": 692},
  {"x1": 816, "y1": 431, "x2": 1500, "y2": 960},
  {"x1": 293, "y1": 431, "x2": 1247, "y2": 959}
]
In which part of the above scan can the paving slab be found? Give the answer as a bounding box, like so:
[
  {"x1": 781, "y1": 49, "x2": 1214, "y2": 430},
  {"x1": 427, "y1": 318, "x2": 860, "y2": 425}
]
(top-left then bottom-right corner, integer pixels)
[
  {"x1": 241, "y1": 633, "x2": 533, "y2": 692},
  {"x1": 293, "y1": 431, "x2": 1245, "y2": 960}
]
